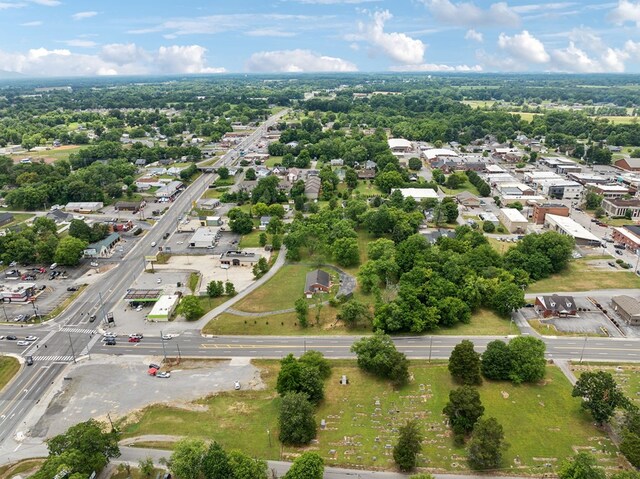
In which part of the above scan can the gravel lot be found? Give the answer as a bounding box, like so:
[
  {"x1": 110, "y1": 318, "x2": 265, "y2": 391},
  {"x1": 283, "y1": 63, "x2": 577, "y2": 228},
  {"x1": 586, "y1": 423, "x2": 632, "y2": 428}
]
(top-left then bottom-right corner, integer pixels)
[{"x1": 30, "y1": 355, "x2": 261, "y2": 439}]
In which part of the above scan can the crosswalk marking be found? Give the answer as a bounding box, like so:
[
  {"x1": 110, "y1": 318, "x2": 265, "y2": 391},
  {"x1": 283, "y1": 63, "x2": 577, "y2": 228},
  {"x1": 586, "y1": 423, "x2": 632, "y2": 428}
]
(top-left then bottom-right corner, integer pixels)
[
  {"x1": 60, "y1": 327, "x2": 96, "y2": 335},
  {"x1": 32, "y1": 356, "x2": 73, "y2": 362}
]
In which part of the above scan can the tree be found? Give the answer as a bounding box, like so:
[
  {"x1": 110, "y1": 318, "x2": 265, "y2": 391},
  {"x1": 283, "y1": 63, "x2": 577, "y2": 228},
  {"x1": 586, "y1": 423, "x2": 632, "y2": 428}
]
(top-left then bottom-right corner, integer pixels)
[
  {"x1": 169, "y1": 438, "x2": 206, "y2": 479},
  {"x1": 299, "y1": 350, "x2": 332, "y2": 380},
  {"x1": 225, "y1": 281, "x2": 236, "y2": 296},
  {"x1": 467, "y1": 417, "x2": 507, "y2": 470},
  {"x1": 229, "y1": 211, "x2": 254, "y2": 235},
  {"x1": 272, "y1": 234, "x2": 282, "y2": 250},
  {"x1": 594, "y1": 207, "x2": 605, "y2": 218},
  {"x1": 276, "y1": 354, "x2": 324, "y2": 403},
  {"x1": 252, "y1": 257, "x2": 269, "y2": 279},
  {"x1": 54, "y1": 236, "x2": 88, "y2": 266},
  {"x1": 283, "y1": 452, "x2": 324, "y2": 479},
  {"x1": 245, "y1": 167, "x2": 256, "y2": 180},
  {"x1": 201, "y1": 441, "x2": 233, "y2": 479},
  {"x1": 351, "y1": 334, "x2": 410, "y2": 386},
  {"x1": 621, "y1": 428, "x2": 640, "y2": 468},
  {"x1": 491, "y1": 282, "x2": 525, "y2": 317},
  {"x1": 207, "y1": 280, "x2": 224, "y2": 298},
  {"x1": 393, "y1": 420, "x2": 423, "y2": 472},
  {"x1": 179, "y1": 295, "x2": 204, "y2": 321},
  {"x1": 443, "y1": 386, "x2": 485, "y2": 441},
  {"x1": 338, "y1": 300, "x2": 372, "y2": 328},
  {"x1": 333, "y1": 237, "x2": 360, "y2": 267},
  {"x1": 138, "y1": 457, "x2": 154, "y2": 478},
  {"x1": 267, "y1": 217, "x2": 284, "y2": 235},
  {"x1": 345, "y1": 168, "x2": 358, "y2": 189},
  {"x1": 228, "y1": 450, "x2": 268, "y2": 479},
  {"x1": 481, "y1": 340, "x2": 512, "y2": 380},
  {"x1": 482, "y1": 221, "x2": 496, "y2": 233},
  {"x1": 448, "y1": 340, "x2": 482, "y2": 385},
  {"x1": 572, "y1": 371, "x2": 631, "y2": 424},
  {"x1": 278, "y1": 392, "x2": 317, "y2": 445},
  {"x1": 439, "y1": 296, "x2": 471, "y2": 326},
  {"x1": 432, "y1": 169, "x2": 445, "y2": 184},
  {"x1": 508, "y1": 336, "x2": 546, "y2": 384},
  {"x1": 558, "y1": 452, "x2": 605, "y2": 479},
  {"x1": 295, "y1": 297, "x2": 309, "y2": 327},
  {"x1": 259, "y1": 232, "x2": 267, "y2": 246},
  {"x1": 408, "y1": 157, "x2": 422, "y2": 170},
  {"x1": 446, "y1": 172, "x2": 466, "y2": 190},
  {"x1": 217, "y1": 166, "x2": 230, "y2": 179},
  {"x1": 585, "y1": 191, "x2": 603, "y2": 209},
  {"x1": 68, "y1": 219, "x2": 92, "y2": 242}
]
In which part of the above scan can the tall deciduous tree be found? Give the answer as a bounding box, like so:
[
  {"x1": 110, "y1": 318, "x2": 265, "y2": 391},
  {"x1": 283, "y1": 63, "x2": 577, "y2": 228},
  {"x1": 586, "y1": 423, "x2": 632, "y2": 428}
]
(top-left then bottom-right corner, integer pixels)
[
  {"x1": 283, "y1": 452, "x2": 324, "y2": 479},
  {"x1": 228, "y1": 450, "x2": 268, "y2": 479},
  {"x1": 448, "y1": 340, "x2": 482, "y2": 385},
  {"x1": 169, "y1": 439, "x2": 206, "y2": 479},
  {"x1": 351, "y1": 334, "x2": 410, "y2": 387},
  {"x1": 54, "y1": 236, "x2": 88, "y2": 266},
  {"x1": 179, "y1": 295, "x2": 204, "y2": 321},
  {"x1": 467, "y1": 417, "x2": 507, "y2": 470},
  {"x1": 481, "y1": 340, "x2": 512, "y2": 380},
  {"x1": 572, "y1": 371, "x2": 630, "y2": 424},
  {"x1": 278, "y1": 392, "x2": 317, "y2": 446},
  {"x1": 558, "y1": 452, "x2": 605, "y2": 479},
  {"x1": 201, "y1": 442, "x2": 233, "y2": 479},
  {"x1": 443, "y1": 386, "x2": 485, "y2": 442},
  {"x1": 508, "y1": 336, "x2": 546, "y2": 384},
  {"x1": 393, "y1": 420, "x2": 423, "y2": 472}
]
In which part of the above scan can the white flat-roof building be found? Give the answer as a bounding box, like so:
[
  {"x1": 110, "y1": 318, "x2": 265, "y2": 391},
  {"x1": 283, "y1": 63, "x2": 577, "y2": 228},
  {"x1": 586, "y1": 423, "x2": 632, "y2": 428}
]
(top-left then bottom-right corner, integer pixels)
[
  {"x1": 189, "y1": 227, "x2": 219, "y2": 248},
  {"x1": 65, "y1": 202, "x2": 103, "y2": 212},
  {"x1": 524, "y1": 171, "x2": 562, "y2": 183},
  {"x1": 479, "y1": 212, "x2": 499, "y2": 224},
  {"x1": 534, "y1": 179, "x2": 583, "y2": 200},
  {"x1": 502, "y1": 195, "x2": 547, "y2": 205},
  {"x1": 155, "y1": 180, "x2": 183, "y2": 199},
  {"x1": 499, "y1": 208, "x2": 529, "y2": 233},
  {"x1": 485, "y1": 173, "x2": 517, "y2": 184},
  {"x1": 392, "y1": 188, "x2": 439, "y2": 200},
  {"x1": 388, "y1": 138, "x2": 412, "y2": 153},
  {"x1": 424, "y1": 148, "x2": 458, "y2": 161},
  {"x1": 485, "y1": 164, "x2": 506, "y2": 173},
  {"x1": 148, "y1": 294, "x2": 180, "y2": 322},
  {"x1": 586, "y1": 183, "x2": 630, "y2": 199},
  {"x1": 544, "y1": 214, "x2": 601, "y2": 245}
]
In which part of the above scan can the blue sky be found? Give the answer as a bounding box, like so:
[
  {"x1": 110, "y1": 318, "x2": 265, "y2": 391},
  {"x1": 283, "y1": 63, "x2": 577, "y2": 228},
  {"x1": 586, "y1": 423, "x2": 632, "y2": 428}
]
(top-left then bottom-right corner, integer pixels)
[{"x1": 1, "y1": 0, "x2": 640, "y2": 76}]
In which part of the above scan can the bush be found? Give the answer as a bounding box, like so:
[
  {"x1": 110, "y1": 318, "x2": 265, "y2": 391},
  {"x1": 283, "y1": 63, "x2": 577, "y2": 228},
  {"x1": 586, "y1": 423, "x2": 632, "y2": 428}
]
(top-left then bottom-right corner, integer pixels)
[{"x1": 482, "y1": 221, "x2": 496, "y2": 233}]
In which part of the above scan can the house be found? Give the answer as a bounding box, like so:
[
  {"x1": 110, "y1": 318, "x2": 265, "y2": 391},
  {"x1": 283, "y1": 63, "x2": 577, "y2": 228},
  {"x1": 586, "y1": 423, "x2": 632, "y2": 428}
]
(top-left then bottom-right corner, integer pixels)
[
  {"x1": 220, "y1": 250, "x2": 261, "y2": 266},
  {"x1": 531, "y1": 203, "x2": 570, "y2": 224},
  {"x1": 255, "y1": 167, "x2": 272, "y2": 178},
  {"x1": 272, "y1": 165, "x2": 288, "y2": 176},
  {"x1": 46, "y1": 209, "x2": 73, "y2": 224},
  {"x1": 357, "y1": 169, "x2": 376, "y2": 180},
  {"x1": 422, "y1": 229, "x2": 456, "y2": 244},
  {"x1": 615, "y1": 157, "x2": 640, "y2": 171},
  {"x1": 114, "y1": 201, "x2": 144, "y2": 213},
  {"x1": 287, "y1": 168, "x2": 301, "y2": 183},
  {"x1": 498, "y1": 208, "x2": 529, "y2": 234},
  {"x1": 304, "y1": 269, "x2": 331, "y2": 296},
  {"x1": 602, "y1": 198, "x2": 640, "y2": 219},
  {"x1": 330, "y1": 158, "x2": 344, "y2": 167},
  {"x1": 238, "y1": 180, "x2": 258, "y2": 193},
  {"x1": 364, "y1": 160, "x2": 377, "y2": 170},
  {"x1": 535, "y1": 294, "x2": 577, "y2": 317},
  {"x1": 259, "y1": 216, "x2": 272, "y2": 230},
  {"x1": 0, "y1": 212, "x2": 14, "y2": 227},
  {"x1": 84, "y1": 232, "x2": 120, "y2": 258},
  {"x1": 612, "y1": 295, "x2": 640, "y2": 325},
  {"x1": 305, "y1": 176, "x2": 321, "y2": 200},
  {"x1": 135, "y1": 158, "x2": 147, "y2": 167},
  {"x1": 456, "y1": 191, "x2": 481, "y2": 207}
]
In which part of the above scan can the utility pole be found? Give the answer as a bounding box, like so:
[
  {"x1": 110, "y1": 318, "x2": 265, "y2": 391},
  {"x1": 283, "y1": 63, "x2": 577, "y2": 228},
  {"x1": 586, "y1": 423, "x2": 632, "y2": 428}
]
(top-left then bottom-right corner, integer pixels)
[
  {"x1": 68, "y1": 332, "x2": 77, "y2": 363},
  {"x1": 428, "y1": 336, "x2": 433, "y2": 363},
  {"x1": 98, "y1": 292, "x2": 107, "y2": 324},
  {"x1": 1, "y1": 302, "x2": 7, "y2": 321},
  {"x1": 176, "y1": 342, "x2": 182, "y2": 362},
  {"x1": 161, "y1": 330, "x2": 167, "y2": 361},
  {"x1": 579, "y1": 335, "x2": 588, "y2": 363}
]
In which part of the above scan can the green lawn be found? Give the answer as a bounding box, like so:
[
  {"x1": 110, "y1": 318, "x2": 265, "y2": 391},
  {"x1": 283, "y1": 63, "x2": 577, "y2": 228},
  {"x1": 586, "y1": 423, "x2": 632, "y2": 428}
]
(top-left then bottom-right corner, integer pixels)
[
  {"x1": 353, "y1": 181, "x2": 383, "y2": 197},
  {"x1": 202, "y1": 188, "x2": 225, "y2": 199},
  {"x1": 5, "y1": 213, "x2": 35, "y2": 225},
  {"x1": 528, "y1": 258, "x2": 640, "y2": 293},
  {"x1": 487, "y1": 237, "x2": 517, "y2": 254},
  {"x1": 265, "y1": 156, "x2": 283, "y2": 167},
  {"x1": 239, "y1": 230, "x2": 265, "y2": 248},
  {"x1": 232, "y1": 264, "x2": 319, "y2": 313},
  {"x1": 0, "y1": 356, "x2": 20, "y2": 391},
  {"x1": 122, "y1": 362, "x2": 616, "y2": 473},
  {"x1": 439, "y1": 181, "x2": 480, "y2": 196},
  {"x1": 433, "y1": 309, "x2": 514, "y2": 336},
  {"x1": 10, "y1": 145, "x2": 82, "y2": 162},
  {"x1": 573, "y1": 363, "x2": 640, "y2": 410},
  {"x1": 0, "y1": 459, "x2": 45, "y2": 479},
  {"x1": 598, "y1": 217, "x2": 636, "y2": 227}
]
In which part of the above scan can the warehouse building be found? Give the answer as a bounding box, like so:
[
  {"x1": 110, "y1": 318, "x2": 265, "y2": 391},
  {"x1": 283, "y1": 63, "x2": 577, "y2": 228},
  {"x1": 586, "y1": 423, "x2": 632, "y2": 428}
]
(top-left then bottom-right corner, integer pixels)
[{"x1": 499, "y1": 208, "x2": 529, "y2": 233}]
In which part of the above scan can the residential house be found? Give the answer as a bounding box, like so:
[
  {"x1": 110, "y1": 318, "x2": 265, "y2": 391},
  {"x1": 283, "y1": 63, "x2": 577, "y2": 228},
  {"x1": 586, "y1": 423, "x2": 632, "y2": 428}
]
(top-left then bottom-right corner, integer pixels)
[
  {"x1": 422, "y1": 229, "x2": 456, "y2": 244},
  {"x1": 357, "y1": 169, "x2": 376, "y2": 180},
  {"x1": 0, "y1": 212, "x2": 13, "y2": 227},
  {"x1": 612, "y1": 295, "x2": 640, "y2": 325},
  {"x1": 238, "y1": 180, "x2": 257, "y2": 193},
  {"x1": 272, "y1": 165, "x2": 288, "y2": 176},
  {"x1": 304, "y1": 269, "x2": 331, "y2": 297},
  {"x1": 287, "y1": 168, "x2": 301, "y2": 183},
  {"x1": 259, "y1": 216, "x2": 272, "y2": 231},
  {"x1": 46, "y1": 209, "x2": 73, "y2": 224},
  {"x1": 255, "y1": 167, "x2": 272, "y2": 178},
  {"x1": 330, "y1": 158, "x2": 344, "y2": 167},
  {"x1": 305, "y1": 176, "x2": 321, "y2": 200},
  {"x1": 134, "y1": 159, "x2": 147, "y2": 167},
  {"x1": 364, "y1": 160, "x2": 377, "y2": 170},
  {"x1": 535, "y1": 294, "x2": 577, "y2": 317}
]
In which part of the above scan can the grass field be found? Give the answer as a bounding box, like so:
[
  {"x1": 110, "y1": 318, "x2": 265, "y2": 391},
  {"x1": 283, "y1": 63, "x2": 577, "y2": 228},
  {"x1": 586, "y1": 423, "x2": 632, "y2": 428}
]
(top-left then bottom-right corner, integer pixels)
[
  {"x1": 0, "y1": 356, "x2": 20, "y2": 391},
  {"x1": 202, "y1": 189, "x2": 224, "y2": 199},
  {"x1": 353, "y1": 181, "x2": 383, "y2": 197},
  {"x1": 439, "y1": 181, "x2": 480, "y2": 196},
  {"x1": 11, "y1": 145, "x2": 82, "y2": 162},
  {"x1": 462, "y1": 100, "x2": 497, "y2": 108},
  {"x1": 573, "y1": 363, "x2": 640, "y2": 410},
  {"x1": 598, "y1": 217, "x2": 636, "y2": 227},
  {"x1": 434, "y1": 309, "x2": 514, "y2": 336},
  {"x1": 4, "y1": 213, "x2": 35, "y2": 226},
  {"x1": 239, "y1": 230, "x2": 265, "y2": 248},
  {"x1": 0, "y1": 458, "x2": 45, "y2": 478},
  {"x1": 111, "y1": 466, "x2": 165, "y2": 479},
  {"x1": 487, "y1": 237, "x2": 517, "y2": 254},
  {"x1": 527, "y1": 258, "x2": 640, "y2": 293},
  {"x1": 600, "y1": 116, "x2": 640, "y2": 124},
  {"x1": 265, "y1": 156, "x2": 283, "y2": 167},
  {"x1": 122, "y1": 361, "x2": 616, "y2": 473}
]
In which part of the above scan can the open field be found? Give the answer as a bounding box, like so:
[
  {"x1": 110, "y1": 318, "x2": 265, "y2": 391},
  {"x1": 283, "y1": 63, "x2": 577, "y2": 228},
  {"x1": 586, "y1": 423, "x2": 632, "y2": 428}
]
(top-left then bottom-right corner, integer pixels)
[
  {"x1": 487, "y1": 237, "x2": 517, "y2": 254},
  {"x1": 4, "y1": 213, "x2": 35, "y2": 227},
  {"x1": 527, "y1": 258, "x2": 640, "y2": 293},
  {"x1": 508, "y1": 112, "x2": 540, "y2": 122},
  {"x1": 598, "y1": 217, "x2": 636, "y2": 227},
  {"x1": 439, "y1": 181, "x2": 480, "y2": 196},
  {"x1": 265, "y1": 156, "x2": 283, "y2": 167},
  {"x1": 434, "y1": 309, "x2": 514, "y2": 336},
  {"x1": 122, "y1": 361, "x2": 617, "y2": 473},
  {"x1": 239, "y1": 230, "x2": 265, "y2": 248},
  {"x1": 462, "y1": 100, "x2": 497, "y2": 108},
  {"x1": 10, "y1": 145, "x2": 82, "y2": 163},
  {"x1": 0, "y1": 356, "x2": 20, "y2": 391},
  {"x1": 600, "y1": 116, "x2": 640, "y2": 124},
  {"x1": 202, "y1": 188, "x2": 224, "y2": 199}
]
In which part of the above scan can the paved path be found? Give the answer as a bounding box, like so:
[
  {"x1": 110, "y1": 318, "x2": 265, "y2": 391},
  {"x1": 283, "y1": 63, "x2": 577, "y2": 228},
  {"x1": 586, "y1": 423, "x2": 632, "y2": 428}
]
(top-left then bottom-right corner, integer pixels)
[{"x1": 524, "y1": 288, "x2": 639, "y2": 299}]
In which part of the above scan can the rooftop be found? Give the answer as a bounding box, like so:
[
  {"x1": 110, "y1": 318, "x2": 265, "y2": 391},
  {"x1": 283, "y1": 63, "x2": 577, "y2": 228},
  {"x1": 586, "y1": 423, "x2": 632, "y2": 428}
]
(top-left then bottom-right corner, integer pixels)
[
  {"x1": 499, "y1": 207, "x2": 528, "y2": 222},
  {"x1": 545, "y1": 214, "x2": 601, "y2": 242}
]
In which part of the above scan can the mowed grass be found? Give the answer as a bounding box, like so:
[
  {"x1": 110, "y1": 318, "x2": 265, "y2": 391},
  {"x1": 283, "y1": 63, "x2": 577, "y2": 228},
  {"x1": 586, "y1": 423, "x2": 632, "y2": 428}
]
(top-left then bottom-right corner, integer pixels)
[
  {"x1": 599, "y1": 116, "x2": 640, "y2": 124},
  {"x1": 10, "y1": 145, "x2": 82, "y2": 162},
  {"x1": 0, "y1": 356, "x2": 20, "y2": 391},
  {"x1": 232, "y1": 264, "x2": 317, "y2": 313},
  {"x1": 487, "y1": 237, "x2": 517, "y2": 254},
  {"x1": 573, "y1": 363, "x2": 640, "y2": 410},
  {"x1": 0, "y1": 459, "x2": 45, "y2": 478},
  {"x1": 239, "y1": 230, "x2": 265, "y2": 248},
  {"x1": 433, "y1": 309, "x2": 514, "y2": 336},
  {"x1": 527, "y1": 258, "x2": 640, "y2": 293},
  {"x1": 122, "y1": 362, "x2": 616, "y2": 473},
  {"x1": 439, "y1": 181, "x2": 480, "y2": 196}
]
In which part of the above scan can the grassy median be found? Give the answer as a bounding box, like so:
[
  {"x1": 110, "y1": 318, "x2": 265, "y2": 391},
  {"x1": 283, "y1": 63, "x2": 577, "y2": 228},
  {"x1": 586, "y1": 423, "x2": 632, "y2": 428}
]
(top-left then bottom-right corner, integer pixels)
[{"x1": 0, "y1": 356, "x2": 20, "y2": 391}]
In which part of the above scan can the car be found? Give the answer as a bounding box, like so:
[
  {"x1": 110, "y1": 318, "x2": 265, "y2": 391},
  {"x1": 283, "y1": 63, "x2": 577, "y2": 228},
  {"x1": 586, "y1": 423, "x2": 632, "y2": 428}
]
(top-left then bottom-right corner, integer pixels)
[
  {"x1": 14, "y1": 314, "x2": 25, "y2": 322},
  {"x1": 9, "y1": 261, "x2": 16, "y2": 267},
  {"x1": 7, "y1": 335, "x2": 17, "y2": 340},
  {"x1": 0, "y1": 335, "x2": 4, "y2": 340},
  {"x1": 129, "y1": 333, "x2": 144, "y2": 339},
  {"x1": 151, "y1": 241, "x2": 157, "y2": 247},
  {"x1": 66, "y1": 286, "x2": 78, "y2": 292},
  {"x1": 103, "y1": 332, "x2": 117, "y2": 338},
  {"x1": 89, "y1": 314, "x2": 96, "y2": 322},
  {"x1": 105, "y1": 339, "x2": 116, "y2": 346},
  {"x1": 25, "y1": 336, "x2": 37, "y2": 341},
  {"x1": 609, "y1": 262, "x2": 617, "y2": 267},
  {"x1": 163, "y1": 232, "x2": 170, "y2": 239},
  {"x1": 616, "y1": 250, "x2": 624, "y2": 255},
  {"x1": 17, "y1": 340, "x2": 29, "y2": 346},
  {"x1": 161, "y1": 334, "x2": 172, "y2": 340},
  {"x1": 234, "y1": 380, "x2": 241, "y2": 390},
  {"x1": 39, "y1": 285, "x2": 46, "y2": 291},
  {"x1": 156, "y1": 371, "x2": 171, "y2": 378},
  {"x1": 156, "y1": 278, "x2": 162, "y2": 284},
  {"x1": 136, "y1": 305, "x2": 143, "y2": 312},
  {"x1": 25, "y1": 356, "x2": 33, "y2": 366},
  {"x1": 128, "y1": 337, "x2": 141, "y2": 343},
  {"x1": 176, "y1": 241, "x2": 184, "y2": 245},
  {"x1": 206, "y1": 245, "x2": 215, "y2": 249}
]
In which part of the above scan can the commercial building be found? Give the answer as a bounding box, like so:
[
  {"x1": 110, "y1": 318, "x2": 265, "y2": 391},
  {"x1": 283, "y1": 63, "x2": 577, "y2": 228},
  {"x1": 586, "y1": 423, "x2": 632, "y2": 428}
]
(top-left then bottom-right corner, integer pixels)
[
  {"x1": 612, "y1": 295, "x2": 640, "y2": 325},
  {"x1": 531, "y1": 203, "x2": 570, "y2": 224},
  {"x1": 612, "y1": 225, "x2": 640, "y2": 252},
  {"x1": 615, "y1": 157, "x2": 640, "y2": 172},
  {"x1": 388, "y1": 138, "x2": 412, "y2": 153},
  {"x1": 84, "y1": 232, "x2": 120, "y2": 258},
  {"x1": 535, "y1": 294, "x2": 577, "y2": 318},
  {"x1": 602, "y1": 198, "x2": 640, "y2": 219},
  {"x1": 479, "y1": 212, "x2": 499, "y2": 225},
  {"x1": 114, "y1": 200, "x2": 144, "y2": 212},
  {"x1": 392, "y1": 188, "x2": 439, "y2": 201},
  {"x1": 544, "y1": 214, "x2": 601, "y2": 246},
  {"x1": 456, "y1": 191, "x2": 481, "y2": 207},
  {"x1": 155, "y1": 180, "x2": 183, "y2": 199},
  {"x1": 188, "y1": 227, "x2": 219, "y2": 248},
  {"x1": 65, "y1": 202, "x2": 103, "y2": 213},
  {"x1": 220, "y1": 250, "x2": 261, "y2": 266},
  {"x1": 498, "y1": 208, "x2": 529, "y2": 233},
  {"x1": 569, "y1": 173, "x2": 611, "y2": 185},
  {"x1": 147, "y1": 294, "x2": 180, "y2": 322},
  {"x1": 586, "y1": 184, "x2": 630, "y2": 199},
  {"x1": 0, "y1": 282, "x2": 35, "y2": 302},
  {"x1": 535, "y1": 180, "x2": 583, "y2": 200}
]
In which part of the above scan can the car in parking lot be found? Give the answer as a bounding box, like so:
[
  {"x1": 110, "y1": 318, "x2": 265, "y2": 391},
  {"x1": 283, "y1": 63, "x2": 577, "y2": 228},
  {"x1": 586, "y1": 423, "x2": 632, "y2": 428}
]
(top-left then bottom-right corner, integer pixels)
[
  {"x1": 156, "y1": 278, "x2": 162, "y2": 284},
  {"x1": 148, "y1": 363, "x2": 160, "y2": 370},
  {"x1": 89, "y1": 314, "x2": 96, "y2": 322},
  {"x1": 25, "y1": 336, "x2": 37, "y2": 341},
  {"x1": 156, "y1": 371, "x2": 171, "y2": 378},
  {"x1": 136, "y1": 305, "x2": 143, "y2": 312},
  {"x1": 234, "y1": 380, "x2": 241, "y2": 390},
  {"x1": 616, "y1": 250, "x2": 624, "y2": 255},
  {"x1": 17, "y1": 340, "x2": 29, "y2": 346},
  {"x1": 14, "y1": 314, "x2": 25, "y2": 322}
]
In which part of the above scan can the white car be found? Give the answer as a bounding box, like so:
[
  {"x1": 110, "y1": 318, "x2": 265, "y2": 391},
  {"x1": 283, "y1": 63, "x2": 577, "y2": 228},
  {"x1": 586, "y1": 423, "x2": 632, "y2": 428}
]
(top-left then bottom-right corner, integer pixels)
[
  {"x1": 136, "y1": 305, "x2": 143, "y2": 312},
  {"x1": 0, "y1": 335, "x2": 5, "y2": 340},
  {"x1": 156, "y1": 278, "x2": 162, "y2": 284},
  {"x1": 234, "y1": 380, "x2": 241, "y2": 390},
  {"x1": 156, "y1": 371, "x2": 171, "y2": 378},
  {"x1": 161, "y1": 334, "x2": 172, "y2": 340},
  {"x1": 25, "y1": 336, "x2": 38, "y2": 341},
  {"x1": 176, "y1": 241, "x2": 184, "y2": 245},
  {"x1": 103, "y1": 332, "x2": 117, "y2": 338},
  {"x1": 129, "y1": 333, "x2": 144, "y2": 339},
  {"x1": 17, "y1": 340, "x2": 29, "y2": 346}
]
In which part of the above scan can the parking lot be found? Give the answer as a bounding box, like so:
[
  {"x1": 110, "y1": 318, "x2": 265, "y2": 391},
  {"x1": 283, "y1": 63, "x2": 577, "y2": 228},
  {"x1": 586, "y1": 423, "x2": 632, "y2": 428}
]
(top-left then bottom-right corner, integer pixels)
[
  {"x1": 30, "y1": 355, "x2": 262, "y2": 439},
  {"x1": 162, "y1": 230, "x2": 241, "y2": 256}
]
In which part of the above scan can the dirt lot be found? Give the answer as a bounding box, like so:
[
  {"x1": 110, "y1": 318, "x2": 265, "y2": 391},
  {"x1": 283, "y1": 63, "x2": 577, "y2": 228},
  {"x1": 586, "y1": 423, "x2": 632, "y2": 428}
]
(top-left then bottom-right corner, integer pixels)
[{"x1": 30, "y1": 355, "x2": 261, "y2": 439}]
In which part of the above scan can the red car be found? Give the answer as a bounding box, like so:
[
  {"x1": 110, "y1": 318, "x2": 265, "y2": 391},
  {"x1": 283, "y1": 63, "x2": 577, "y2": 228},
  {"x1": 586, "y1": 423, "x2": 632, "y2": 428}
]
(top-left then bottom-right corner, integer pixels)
[{"x1": 128, "y1": 337, "x2": 141, "y2": 343}]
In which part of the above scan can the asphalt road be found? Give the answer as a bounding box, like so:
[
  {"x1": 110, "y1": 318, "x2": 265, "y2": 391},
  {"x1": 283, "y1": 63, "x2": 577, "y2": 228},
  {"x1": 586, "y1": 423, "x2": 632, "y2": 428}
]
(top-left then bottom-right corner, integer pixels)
[{"x1": 0, "y1": 109, "x2": 289, "y2": 457}]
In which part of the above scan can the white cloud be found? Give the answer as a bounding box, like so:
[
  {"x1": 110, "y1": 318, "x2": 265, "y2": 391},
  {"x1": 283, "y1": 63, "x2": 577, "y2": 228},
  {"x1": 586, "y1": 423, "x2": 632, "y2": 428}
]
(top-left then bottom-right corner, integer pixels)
[
  {"x1": 0, "y1": 2, "x2": 26, "y2": 9},
  {"x1": 245, "y1": 28, "x2": 296, "y2": 37},
  {"x1": 465, "y1": 29, "x2": 483, "y2": 42},
  {"x1": 0, "y1": 43, "x2": 226, "y2": 77},
  {"x1": 294, "y1": 0, "x2": 380, "y2": 3},
  {"x1": 355, "y1": 10, "x2": 425, "y2": 64},
  {"x1": 61, "y1": 39, "x2": 97, "y2": 48},
  {"x1": 390, "y1": 63, "x2": 482, "y2": 72},
  {"x1": 20, "y1": 20, "x2": 42, "y2": 26},
  {"x1": 498, "y1": 30, "x2": 550, "y2": 63},
  {"x1": 245, "y1": 49, "x2": 357, "y2": 72},
  {"x1": 421, "y1": 0, "x2": 520, "y2": 27},
  {"x1": 608, "y1": 0, "x2": 640, "y2": 26},
  {"x1": 29, "y1": 0, "x2": 60, "y2": 5},
  {"x1": 72, "y1": 11, "x2": 98, "y2": 20},
  {"x1": 511, "y1": 2, "x2": 576, "y2": 13}
]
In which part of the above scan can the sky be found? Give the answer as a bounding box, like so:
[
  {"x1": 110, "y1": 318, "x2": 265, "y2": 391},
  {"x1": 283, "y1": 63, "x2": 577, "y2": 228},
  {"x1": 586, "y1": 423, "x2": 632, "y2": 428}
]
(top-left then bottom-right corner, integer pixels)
[{"x1": 2, "y1": 0, "x2": 640, "y2": 76}]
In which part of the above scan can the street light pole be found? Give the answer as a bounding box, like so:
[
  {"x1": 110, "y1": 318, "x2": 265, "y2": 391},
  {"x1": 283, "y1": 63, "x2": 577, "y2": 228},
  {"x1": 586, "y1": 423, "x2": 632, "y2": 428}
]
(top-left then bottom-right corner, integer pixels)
[
  {"x1": 68, "y1": 332, "x2": 77, "y2": 363},
  {"x1": 99, "y1": 292, "x2": 107, "y2": 324},
  {"x1": 161, "y1": 330, "x2": 167, "y2": 361},
  {"x1": 579, "y1": 335, "x2": 588, "y2": 363}
]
